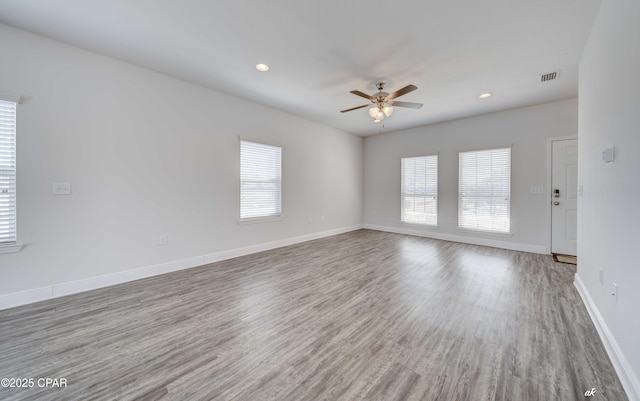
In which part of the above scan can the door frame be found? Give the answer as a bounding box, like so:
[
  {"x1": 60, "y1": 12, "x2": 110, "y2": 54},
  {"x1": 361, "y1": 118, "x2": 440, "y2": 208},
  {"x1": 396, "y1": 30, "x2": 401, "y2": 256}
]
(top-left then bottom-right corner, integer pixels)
[{"x1": 546, "y1": 136, "x2": 578, "y2": 254}]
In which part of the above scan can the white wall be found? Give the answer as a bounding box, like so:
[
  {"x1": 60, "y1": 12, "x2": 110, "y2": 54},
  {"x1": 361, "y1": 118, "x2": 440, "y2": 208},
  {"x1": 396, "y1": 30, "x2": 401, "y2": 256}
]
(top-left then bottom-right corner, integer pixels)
[
  {"x1": 364, "y1": 98, "x2": 578, "y2": 253},
  {"x1": 577, "y1": 0, "x2": 640, "y2": 398},
  {"x1": 0, "y1": 23, "x2": 363, "y2": 301}
]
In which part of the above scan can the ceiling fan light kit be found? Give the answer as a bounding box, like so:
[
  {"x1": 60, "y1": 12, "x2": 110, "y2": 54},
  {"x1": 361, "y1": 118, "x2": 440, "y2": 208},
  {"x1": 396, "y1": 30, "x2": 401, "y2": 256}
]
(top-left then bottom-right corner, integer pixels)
[{"x1": 341, "y1": 82, "x2": 422, "y2": 124}]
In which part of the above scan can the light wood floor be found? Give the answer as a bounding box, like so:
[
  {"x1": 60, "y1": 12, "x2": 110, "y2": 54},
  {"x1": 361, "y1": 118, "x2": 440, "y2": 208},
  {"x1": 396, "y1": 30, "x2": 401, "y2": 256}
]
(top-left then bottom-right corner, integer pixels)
[{"x1": 0, "y1": 230, "x2": 628, "y2": 400}]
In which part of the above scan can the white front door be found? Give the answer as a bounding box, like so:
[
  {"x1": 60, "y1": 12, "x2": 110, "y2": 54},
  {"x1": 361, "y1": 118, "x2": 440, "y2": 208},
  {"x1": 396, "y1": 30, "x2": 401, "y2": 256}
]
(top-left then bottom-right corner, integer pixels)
[{"x1": 551, "y1": 139, "x2": 578, "y2": 256}]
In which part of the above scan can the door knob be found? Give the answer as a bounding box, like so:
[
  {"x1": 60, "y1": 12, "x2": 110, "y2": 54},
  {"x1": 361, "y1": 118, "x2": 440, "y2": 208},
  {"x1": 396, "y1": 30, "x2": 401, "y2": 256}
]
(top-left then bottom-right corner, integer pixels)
[{"x1": 554, "y1": 201, "x2": 560, "y2": 205}]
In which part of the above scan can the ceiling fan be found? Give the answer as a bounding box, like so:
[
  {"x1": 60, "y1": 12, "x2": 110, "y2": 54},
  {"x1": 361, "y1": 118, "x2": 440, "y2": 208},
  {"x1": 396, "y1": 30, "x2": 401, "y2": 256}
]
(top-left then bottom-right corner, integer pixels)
[{"x1": 340, "y1": 82, "x2": 423, "y2": 122}]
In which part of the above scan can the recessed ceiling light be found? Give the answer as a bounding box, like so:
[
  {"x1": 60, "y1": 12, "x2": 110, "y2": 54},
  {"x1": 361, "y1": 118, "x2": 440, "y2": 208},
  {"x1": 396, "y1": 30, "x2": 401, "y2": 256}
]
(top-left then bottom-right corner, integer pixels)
[
  {"x1": 255, "y1": 63, "x2": 270, "y2": 72},
  {"x1": 479, "y1": 93, "x2": 492, "y2": 99}
]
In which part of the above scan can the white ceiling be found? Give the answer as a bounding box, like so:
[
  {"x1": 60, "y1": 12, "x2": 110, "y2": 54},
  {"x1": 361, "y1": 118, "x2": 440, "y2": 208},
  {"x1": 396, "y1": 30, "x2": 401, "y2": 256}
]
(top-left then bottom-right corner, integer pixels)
[{"x1": 0, "y1": 0, "x2": 601, "y2": 136}]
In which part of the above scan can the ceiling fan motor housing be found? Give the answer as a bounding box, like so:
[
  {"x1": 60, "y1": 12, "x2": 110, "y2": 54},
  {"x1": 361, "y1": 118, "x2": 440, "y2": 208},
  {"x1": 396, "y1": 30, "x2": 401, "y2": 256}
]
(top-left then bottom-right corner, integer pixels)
[{"x1": 375, "y1": 93, "x2": 389, "y2": 102}]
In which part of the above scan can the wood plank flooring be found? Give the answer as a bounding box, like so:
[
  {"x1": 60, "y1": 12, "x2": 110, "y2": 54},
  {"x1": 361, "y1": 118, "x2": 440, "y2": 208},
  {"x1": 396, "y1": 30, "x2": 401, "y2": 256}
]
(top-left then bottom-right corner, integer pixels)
[{"x1": 0, "y1": 230, "x2": 628, "y2": 400}]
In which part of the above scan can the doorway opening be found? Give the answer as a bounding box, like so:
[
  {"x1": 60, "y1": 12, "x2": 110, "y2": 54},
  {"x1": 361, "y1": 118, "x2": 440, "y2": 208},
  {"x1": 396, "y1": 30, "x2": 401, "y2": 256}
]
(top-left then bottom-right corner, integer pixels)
[{"x1": 548, "y1": 137, "x2": 578, "y2": 259}]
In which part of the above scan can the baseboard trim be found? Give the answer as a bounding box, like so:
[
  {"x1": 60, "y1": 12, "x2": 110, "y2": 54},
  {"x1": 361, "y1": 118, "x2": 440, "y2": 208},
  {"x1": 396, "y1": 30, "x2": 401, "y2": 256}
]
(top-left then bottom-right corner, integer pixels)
[
  {"x1": 0, "y1": 286, "x2": 53, "y2": 308},
  {"x1": 0, "y1": 224, "x2": 364, "y2": 311},
  {"x1": 574, "y1": 274, "x2": 640, "y2": 401},
  {"x1": 204, "y1": 224, "x2": 364, "y2": 264},
  {"x1": 364, "y1": 224, "x2": 547, "y2": 254},
  {"x1": 52, "y1": 256, "x2": 207, "y2": 298}
]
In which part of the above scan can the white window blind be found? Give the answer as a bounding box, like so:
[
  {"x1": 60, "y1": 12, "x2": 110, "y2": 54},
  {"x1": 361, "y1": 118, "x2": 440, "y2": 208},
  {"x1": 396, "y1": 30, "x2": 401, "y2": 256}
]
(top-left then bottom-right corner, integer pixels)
[
  {"x1": 0, "y1": 98, "x2": 17, "y2": 244},
  {"x1": 240, "y1": 140, "x2": 282, "y2": 220},
  {"x1": 458, "y1": 147, "x2": 511, "y2": 233},
  {"x1": 401, "y1": 155, "x2": 438, "y2": 226}
]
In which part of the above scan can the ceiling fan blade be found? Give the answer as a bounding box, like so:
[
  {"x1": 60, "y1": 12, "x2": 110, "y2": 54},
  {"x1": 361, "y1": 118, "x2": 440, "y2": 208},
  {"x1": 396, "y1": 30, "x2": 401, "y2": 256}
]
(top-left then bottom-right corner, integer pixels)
[
  {"x1": 340, "y1": 104, "x2": 370, "y2": 113},
  {"x1": 390, "y1": 101, "x2": 423, "y2": 109},
  {"x1": 350, "y1": 90, "x2": 374, "y2": 101},
  {"x1": 386, "y1": 84, "x2": 418, "y2": 100}
]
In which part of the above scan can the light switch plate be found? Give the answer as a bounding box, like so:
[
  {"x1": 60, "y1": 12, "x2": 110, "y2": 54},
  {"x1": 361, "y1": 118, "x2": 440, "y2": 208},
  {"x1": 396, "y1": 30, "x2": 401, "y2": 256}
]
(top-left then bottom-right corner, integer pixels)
[
  {"x1": 602, "y1": 147, "x2": 614, "y2": 163},
  {"x1": 52, "y1": 182, "x2": 72, "y2": 195}
]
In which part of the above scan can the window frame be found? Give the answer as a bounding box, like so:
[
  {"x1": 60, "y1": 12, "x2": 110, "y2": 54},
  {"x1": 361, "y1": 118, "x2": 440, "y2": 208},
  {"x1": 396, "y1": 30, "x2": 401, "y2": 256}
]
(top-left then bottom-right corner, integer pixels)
[
  {"x1": 239, "y1": 139, "x2": 283, "y2": 224},
  {"x1": 458, "y1": 147, "x2": 511, "y2": 234},
  {"x1": 401, "y1": 154, "x2": 439, "y2": 227},
  {"x1": 0, "y1": 92, "x2": 22, "y2": 254}
]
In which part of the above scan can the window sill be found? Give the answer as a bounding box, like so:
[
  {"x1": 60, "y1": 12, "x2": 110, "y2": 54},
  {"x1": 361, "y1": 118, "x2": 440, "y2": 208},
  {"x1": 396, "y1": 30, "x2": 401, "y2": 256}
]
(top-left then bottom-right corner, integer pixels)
[
  {"x1": 238, "y1": 216, "x2": 283, "y2": 225},
  {"x1": 457, "y1": 227, "x2": 512, "y2": 238},
  {"x1": 0, "y1": 242, "x2": 23, "y2": 254}
]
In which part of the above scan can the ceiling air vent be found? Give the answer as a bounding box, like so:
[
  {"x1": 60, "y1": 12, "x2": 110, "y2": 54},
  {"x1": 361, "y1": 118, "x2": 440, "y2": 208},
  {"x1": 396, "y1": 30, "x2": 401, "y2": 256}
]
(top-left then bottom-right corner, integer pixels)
[{"x1": 540, "y1": 71, "x2": 559, "y2": 82}]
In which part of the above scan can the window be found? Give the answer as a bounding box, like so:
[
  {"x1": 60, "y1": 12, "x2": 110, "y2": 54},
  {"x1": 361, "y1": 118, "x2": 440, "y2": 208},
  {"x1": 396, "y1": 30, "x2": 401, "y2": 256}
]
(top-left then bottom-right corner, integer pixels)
[
  {"x1": 401, "y1": 155, "x2": 438, "y2": 226},
  {"x1": 240, "y1": 140, "x2": 282, "y2": 220},
  {"x1": 0, "y1": 96, "x2": 18, "y2": 247},
  {"x1": 458, "y1": 147, "x2": 511, "y2": 233}
]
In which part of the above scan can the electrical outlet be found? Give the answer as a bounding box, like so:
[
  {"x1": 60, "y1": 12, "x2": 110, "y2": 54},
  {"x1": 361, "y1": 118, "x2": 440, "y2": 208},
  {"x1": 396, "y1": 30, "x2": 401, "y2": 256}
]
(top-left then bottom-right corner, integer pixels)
[
  {"x1": 611, "y1": 282, "x2": 618, "y2": 303},
  {"x1": 599, "y1": 268, "x2": 604, "y2": 285},
  {"x1": 52, "y1": 182, "x2": 72, "y2": 195},
  {"x1": 321, "y1": 215, "x2": 325, "y2": 221},
  {"x1": 160, "y1": 235, "x2": 168, "y2": 246},
  {"x1": 308, "y1": 216, "x2": 313, "y2": 223}
]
